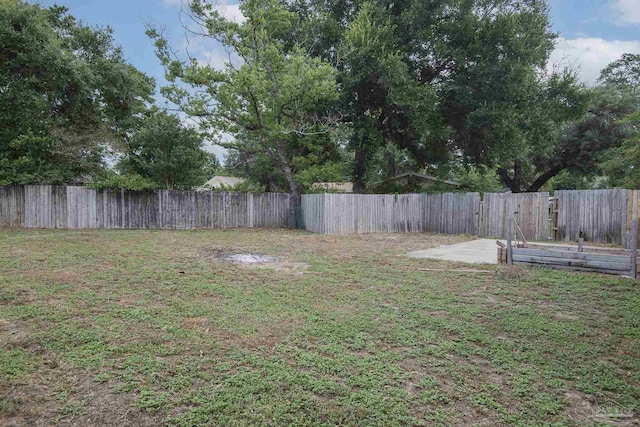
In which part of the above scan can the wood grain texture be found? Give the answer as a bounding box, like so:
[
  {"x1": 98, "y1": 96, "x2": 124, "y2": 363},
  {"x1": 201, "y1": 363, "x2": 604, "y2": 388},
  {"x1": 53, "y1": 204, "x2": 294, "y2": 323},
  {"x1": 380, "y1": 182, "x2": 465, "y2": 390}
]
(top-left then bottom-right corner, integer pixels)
[
  {"x1": 556, "y1": 189, "x2": 627, "y2": 245},
  {"x1": 480, "y1": 192, "x2": 550, "y2": 241},
  {"x1": 0, "y1": 186, "x2": 293, "y2": 230},
  {"x1": 301, "y1": 193, "x2": 480, "y2": 235}
]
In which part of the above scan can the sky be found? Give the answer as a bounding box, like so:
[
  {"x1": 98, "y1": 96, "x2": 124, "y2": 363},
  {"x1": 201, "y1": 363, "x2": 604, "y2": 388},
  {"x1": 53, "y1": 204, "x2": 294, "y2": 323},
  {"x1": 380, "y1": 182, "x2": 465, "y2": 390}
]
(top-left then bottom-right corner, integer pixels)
[{"x1": 31, "y1": 0, "x2": 640, "y2": 158}]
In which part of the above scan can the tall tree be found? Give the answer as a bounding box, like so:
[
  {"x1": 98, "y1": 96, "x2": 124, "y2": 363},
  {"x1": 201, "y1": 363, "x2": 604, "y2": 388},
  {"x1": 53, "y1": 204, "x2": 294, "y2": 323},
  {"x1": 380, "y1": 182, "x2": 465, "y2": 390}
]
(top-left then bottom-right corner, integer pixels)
[
  {"x1": 119, "y1": 112, "x2": 209, "y2": 190},
  {"x1": 601, "y1": 111, "x2": 640, "y2": 188},
  {"x1": 0, "y1": 1, "x2": 154, "y2": 185},
  {"x1": 149, "y1": 0, "x2": 340, "y2": 202},
  {"x1": 599, "y1": 53, "x2": 640, "y2": 92},
  {"x1": 287, "y1": 0, "x2": 450, "y2": 192},
  {"x1": 597, "y1": 54, "x2": 640, "y2": 188},
  {"x1": 287, "y1": 0, "x2": 570, "y2": 192},
  {"x1": 494, "y1": 70, "x2": 590, "y2": 192},
  {"x1": 530, "y1": 54, "x2": 640, "y2": 192}
]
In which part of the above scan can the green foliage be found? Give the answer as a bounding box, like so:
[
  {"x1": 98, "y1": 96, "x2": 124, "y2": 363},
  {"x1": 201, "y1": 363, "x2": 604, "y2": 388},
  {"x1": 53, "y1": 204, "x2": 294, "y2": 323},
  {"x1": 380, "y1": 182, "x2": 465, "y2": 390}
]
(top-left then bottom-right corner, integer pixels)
[
  {"x1": 149, "y1": 0, "x2": 340, "y2": 199},
  {"x1": 0, "y1": 1, "x2": 154, "y2": 185},
  {"x1": 0, "y1": 348, "x2": 39, "y2": 378},
  {"x1": 601, "y1": 111, "x2": 640, "y2": 189},
  {"x1": 287, "y1": 0, "x2": 578, "y2": 193},
  {"x1": 545, "y1": 170, "x2": 608, "y2": 191},
  {"x1": 88, "y1": 171, "x2": 159, "y2": 191},
  {"x1": 206, "y1": 180, "x2": 267, "y2": 193},
  {"x1": 322, "y1": 0, "x2": 448, "y2": 191},
  {"x1": 203, "y1": 152, "x2": 221, "y2": 181},
  {"x1": 119, "y1": 112, "x2": 209, "y2": 190},
  {"x1": 599, "y1": 53, "x2": 640, "y2": 92},
  {"x1": 454, "y1": 166, "x2": 502, "y2": 193}
]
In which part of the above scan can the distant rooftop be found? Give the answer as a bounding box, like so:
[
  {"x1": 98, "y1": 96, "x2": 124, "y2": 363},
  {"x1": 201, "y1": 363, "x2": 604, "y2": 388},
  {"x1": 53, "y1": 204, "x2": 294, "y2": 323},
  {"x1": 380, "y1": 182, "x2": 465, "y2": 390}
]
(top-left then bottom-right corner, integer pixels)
[
  {"x1": 311, "y1": 182, "x2": 354, "y2": 193},
  {"x1": 197, "y1": 176, "x2": 246, "y2": 191}
]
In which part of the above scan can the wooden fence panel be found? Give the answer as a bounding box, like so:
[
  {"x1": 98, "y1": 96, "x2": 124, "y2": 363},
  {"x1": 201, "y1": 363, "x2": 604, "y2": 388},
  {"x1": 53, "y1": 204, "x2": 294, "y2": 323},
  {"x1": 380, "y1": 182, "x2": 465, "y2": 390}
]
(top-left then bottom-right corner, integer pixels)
[
  {"x1": 424, "y1": 192, "x2": 480, "y2": 235},
  {"x1": 302, "y1": 194, "x2": 325, "y2": 233},
  {"x1": 66, "y1": 186, "x2": 97, "y2": 229},
  {"x1": 51, "y1": 186, "x2": 67, "y2": 228},
  {"x1": 24, "y1": 185, "x2": 51, "y2": 228},
  {"x1": 253, "y1": 192, "x2": 292, "y2": 228},
  {"x1": 0, "y1": 185, "x2": 25, "y2": 227},
  {"x1": 480, "y1": 192, "x2": 549, "y2": 241},
  {"x1": 301, "y1": 192, "x2": 480, "y2": 235},
  {"x1": 125, "y1": 190, "x2": 160, "y2": 229},
  {"x1": 3, "y1": 185, "x2": 635, "y2": 244},
  {"x1": 556, "y1": 189, "x2": 627, "y2": 245},
  {"x1": 0, "y1": 185, "x2": 293, "y2": 230}
]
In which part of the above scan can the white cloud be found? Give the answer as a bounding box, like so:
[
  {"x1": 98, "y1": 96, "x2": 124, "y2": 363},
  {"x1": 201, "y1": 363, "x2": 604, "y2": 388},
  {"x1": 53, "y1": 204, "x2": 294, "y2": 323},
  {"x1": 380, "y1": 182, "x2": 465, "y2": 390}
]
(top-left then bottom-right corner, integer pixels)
[
  {"x1": 548, "y1": 37, "x2": 640, "y2": 85},
  {"x1": 611, "y1": 0, "x2": 640, "y2": 26},
  {"x1": 161, "y1": 0, "x2": 244, "y2": 70},
  {"x1": 219, "y1": 4, "x2": 245, "y2": 23},
  {"x1": 161, "y1": 0, "x2": 245, "y2": 23}
]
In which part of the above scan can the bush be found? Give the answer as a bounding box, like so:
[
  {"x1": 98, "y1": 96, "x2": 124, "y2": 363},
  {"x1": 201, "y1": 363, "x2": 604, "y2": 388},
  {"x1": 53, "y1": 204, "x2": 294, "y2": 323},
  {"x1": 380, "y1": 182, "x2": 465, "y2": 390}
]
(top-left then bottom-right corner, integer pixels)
[
  {"x1": 88, "y1": 172, "x2": 158, "y2": 191},
  {"x1": 203, "y1": 181, "x2": 267, "y2": 193}
]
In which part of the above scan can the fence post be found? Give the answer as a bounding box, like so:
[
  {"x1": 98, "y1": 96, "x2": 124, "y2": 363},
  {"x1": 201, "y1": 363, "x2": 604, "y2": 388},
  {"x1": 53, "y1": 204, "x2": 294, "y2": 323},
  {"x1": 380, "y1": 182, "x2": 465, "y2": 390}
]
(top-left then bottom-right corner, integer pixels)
[
  {"x1": 478, "y1": 196, "x2": 484, "y2": 237},
  {"x1": 629, "y1": 220, "x2": 638, "y2": 279},
  {"x1": 551, "y1": 196, "x2": 559, "y2": 241},
  {"x1": 506, "y1": 217, "x2": 513, "y2": 265}
]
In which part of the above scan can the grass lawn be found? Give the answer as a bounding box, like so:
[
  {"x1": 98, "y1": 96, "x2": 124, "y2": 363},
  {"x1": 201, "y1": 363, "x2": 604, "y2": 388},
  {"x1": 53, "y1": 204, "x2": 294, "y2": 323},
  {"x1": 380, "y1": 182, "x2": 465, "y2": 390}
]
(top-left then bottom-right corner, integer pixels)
[{"x1": 0, "y1": 228, "x2": 638, "y2": 426}]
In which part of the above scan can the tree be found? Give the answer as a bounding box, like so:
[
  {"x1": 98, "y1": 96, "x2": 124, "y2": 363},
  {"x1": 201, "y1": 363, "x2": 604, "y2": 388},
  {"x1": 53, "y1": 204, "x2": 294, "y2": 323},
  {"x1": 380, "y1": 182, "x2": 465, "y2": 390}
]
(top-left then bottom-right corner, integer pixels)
[
  {"x1": 119, "y1": 112, "x2": 209, "y2": 190},
  {"x1": 286, "y1": 0, "x2": 573, "y2": 193},
  {"x1": 531, "y1": 54, "x2": 640, "y2": 191},
  {"x1": 224, "y1": 134, "x2": 350, "y2": 193},
  {"x1": 0, "y1": 1, "x2": 154, "y2": 185},
  {"x1": 203, "y1": 152, "x2": 222, "y2": 181},
  {"x1": 287, "y1": 0, "x2": 450, "y2": 192},
  {"x1": 601, "y1": 112, "x2": 640, "y2": 188},
  {"x1": 597, "y1": 54, "x2": 640, "y2": 188},
  {"x1": 149, "y1": 0, "x2": 340, "y2": 203},
  {"x1": 494, "y1": 71, "x2": 591, "y2": 192},
  {"x1": 599, "y1": 54, "x2": 640, "y2": 92}
]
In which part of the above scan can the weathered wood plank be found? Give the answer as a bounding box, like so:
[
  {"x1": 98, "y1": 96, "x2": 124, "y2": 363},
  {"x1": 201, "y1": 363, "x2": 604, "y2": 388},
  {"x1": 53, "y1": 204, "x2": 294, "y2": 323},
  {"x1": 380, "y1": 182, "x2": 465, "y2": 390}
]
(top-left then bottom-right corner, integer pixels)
[
  {"x1": 512, "y1": 248, "x2": 632, "y2": 263},
  {"x1": 557, "y1": 189, "x2": 627, "y2": 244},
  {"x1": 516, "y1": 263, "x2": 629, "y2": 276},
  {"x1": 512, "y1": 254, "x2": 630, "y2": 270}
]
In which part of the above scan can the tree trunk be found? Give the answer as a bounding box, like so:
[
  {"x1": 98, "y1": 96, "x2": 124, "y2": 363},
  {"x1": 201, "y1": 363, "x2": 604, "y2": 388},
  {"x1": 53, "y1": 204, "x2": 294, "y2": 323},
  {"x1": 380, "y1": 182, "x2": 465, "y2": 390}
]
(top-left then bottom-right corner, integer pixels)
[
  {"x1": 499, "y1": 162, "x2": 566, "y2": 193},
  {"x1": 274, "y1": 139, "x2": 302, "y2": 227},
  {"x1": 525, "y1": 165, "x2": 565, "y2": 193},
  {"x1": 353, "y1": 145, "x2": 367, "y2": 194},
  {"x1": 275, "y1": 142, "x2": 300, "y2": 201},
  {"x1": 384, "y1": 145, "x2": 396, "y2": 178},
  {"x1": 497, "y1": 160, "x2": 524, "y2": 193}
]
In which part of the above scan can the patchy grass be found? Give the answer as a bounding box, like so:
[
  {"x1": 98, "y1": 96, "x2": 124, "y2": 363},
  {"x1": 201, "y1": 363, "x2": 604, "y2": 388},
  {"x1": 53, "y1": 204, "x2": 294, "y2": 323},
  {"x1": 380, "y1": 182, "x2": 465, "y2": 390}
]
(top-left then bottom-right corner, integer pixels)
[{"x1": 0, "y1": 228, "x2": 638, "y2": 426}]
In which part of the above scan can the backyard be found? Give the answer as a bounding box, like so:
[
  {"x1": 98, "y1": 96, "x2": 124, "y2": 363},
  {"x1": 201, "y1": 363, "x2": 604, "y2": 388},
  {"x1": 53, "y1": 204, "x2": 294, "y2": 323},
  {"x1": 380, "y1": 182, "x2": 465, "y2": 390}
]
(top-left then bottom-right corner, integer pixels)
[{"x1": 0, "y1": 228, "x2": 638, "y2": 426}]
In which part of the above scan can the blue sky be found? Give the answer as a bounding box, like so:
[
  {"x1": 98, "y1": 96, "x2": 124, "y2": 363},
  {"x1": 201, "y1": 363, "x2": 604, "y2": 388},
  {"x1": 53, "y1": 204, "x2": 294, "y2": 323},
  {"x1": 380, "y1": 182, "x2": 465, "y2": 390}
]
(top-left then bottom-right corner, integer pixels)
[
  {"x1": 32, "y1": 0, "x2": 640, "y2": 86},
  {"x1": 31, "y1": 0, "x2": 640, "y2": 157}
]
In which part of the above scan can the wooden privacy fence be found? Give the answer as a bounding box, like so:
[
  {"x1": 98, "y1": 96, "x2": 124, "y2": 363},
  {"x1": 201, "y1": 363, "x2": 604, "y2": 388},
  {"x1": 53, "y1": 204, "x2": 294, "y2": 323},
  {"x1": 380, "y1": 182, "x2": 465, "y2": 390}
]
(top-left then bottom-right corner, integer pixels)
[
  {"x1": 6, "y1": 185, "x2": 640, "y2": 245},
  {"x1": 0, "y1": 185, "x2": 294, "y2": 229},
  {"x1": 555, "y1": 189, "x2": 628, "y2": 245},
  {"x1": 479, "y1": 192, "x2": 550, "y2": 241},
  {"x1": 302, "y1": 193, "x2": 482, "y2": 236}
]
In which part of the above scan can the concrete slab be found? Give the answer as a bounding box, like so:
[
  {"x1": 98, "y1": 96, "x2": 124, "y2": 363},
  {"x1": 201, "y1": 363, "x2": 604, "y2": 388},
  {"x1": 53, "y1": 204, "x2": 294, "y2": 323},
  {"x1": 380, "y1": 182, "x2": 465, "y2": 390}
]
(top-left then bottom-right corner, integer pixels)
[{"x1": 407, "y1": 239, "x2": 503, "y2": 264}]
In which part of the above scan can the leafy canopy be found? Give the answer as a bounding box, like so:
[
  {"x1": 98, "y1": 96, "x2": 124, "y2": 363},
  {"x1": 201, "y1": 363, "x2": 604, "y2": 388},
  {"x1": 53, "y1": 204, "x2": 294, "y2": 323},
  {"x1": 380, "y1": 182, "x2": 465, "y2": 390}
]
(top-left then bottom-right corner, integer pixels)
[
  {"x1": 119, "y1": 112, "x2": 210, "y2": 190},
  {"x1": 148, "y1": 0, "x2": 340, "y2": 199},
  {"x1": 0, "y1": 1, "x2": 154, "y2": 185}
]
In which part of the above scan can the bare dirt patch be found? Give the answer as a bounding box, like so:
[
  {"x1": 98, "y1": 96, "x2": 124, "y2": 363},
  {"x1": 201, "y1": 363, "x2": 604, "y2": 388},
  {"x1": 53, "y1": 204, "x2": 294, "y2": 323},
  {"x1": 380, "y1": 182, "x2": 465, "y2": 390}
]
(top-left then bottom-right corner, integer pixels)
[
  {"x1": 0, "y1": 318, "x2": 31, "y2": 349},
  {"x1": 200, "y1": 246, "x2": 309, "y2": 274},
  {"x1": 23, "y1": 269, "x2": 83, "y2": 285}
]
